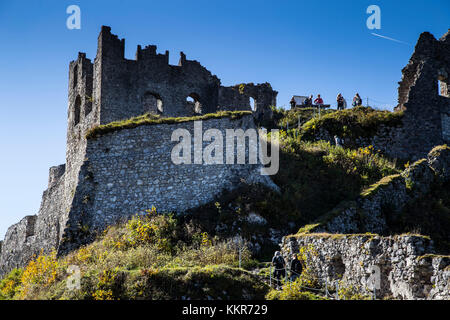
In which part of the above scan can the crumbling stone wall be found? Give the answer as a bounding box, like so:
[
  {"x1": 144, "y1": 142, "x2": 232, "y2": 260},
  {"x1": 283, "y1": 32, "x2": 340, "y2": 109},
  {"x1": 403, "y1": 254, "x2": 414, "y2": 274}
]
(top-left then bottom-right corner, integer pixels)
[
  {"x1": 218, "y1": 83, "x2": 278, "y2": 123},
  {"x1": 280, "y1": 234, "x2": 449, "y2": 300},
  {"x1": 0, "y1": 164, "x2": 66, "y2": 275},
  {"x1": 95, "y1": 26, "x2": 222, "y2": 122},
  {"x1": 71, "y1": 26, "x2": 278, "y2": 125},
  {"x1": 393, "y1": 30, "x2": 450, "y2": 159}
]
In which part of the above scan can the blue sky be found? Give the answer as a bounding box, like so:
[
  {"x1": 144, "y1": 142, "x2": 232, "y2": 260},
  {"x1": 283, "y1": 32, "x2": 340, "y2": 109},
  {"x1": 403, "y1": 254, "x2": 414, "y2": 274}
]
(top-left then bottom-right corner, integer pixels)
[{"x1": 0, "y1": 0, "x2": 449, "y2": 238}]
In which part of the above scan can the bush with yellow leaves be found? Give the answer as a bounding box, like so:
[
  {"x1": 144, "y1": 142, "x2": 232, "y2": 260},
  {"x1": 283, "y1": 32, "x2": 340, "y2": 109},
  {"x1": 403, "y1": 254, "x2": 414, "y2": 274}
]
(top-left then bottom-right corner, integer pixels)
[{"x1": 19, "y1": 249, "x2": 62, "y2": 299}]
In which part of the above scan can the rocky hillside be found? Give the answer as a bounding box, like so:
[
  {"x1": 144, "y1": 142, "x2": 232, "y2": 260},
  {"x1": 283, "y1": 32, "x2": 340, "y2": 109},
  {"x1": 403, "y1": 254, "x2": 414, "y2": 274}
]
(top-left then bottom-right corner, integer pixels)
[
  {"x1": 0, "y1": 209, "x2": 268, "y2": 300},
  {"x1": 1, "y1": 107, "x2": 448, "y2": 300}
]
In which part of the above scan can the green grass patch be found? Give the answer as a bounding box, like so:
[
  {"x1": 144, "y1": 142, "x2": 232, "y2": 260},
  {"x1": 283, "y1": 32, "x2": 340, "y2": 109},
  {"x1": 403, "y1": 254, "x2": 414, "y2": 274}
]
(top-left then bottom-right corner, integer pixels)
[
  {"x1": 273, "y1": 107, "x2": 335, "y2": 129},
  {"x1": 300, "y1": 106, "x2": 404, "y2": 140},
  {"x1": 360, "y1": 174, "x2": 402, "y2": 198}
]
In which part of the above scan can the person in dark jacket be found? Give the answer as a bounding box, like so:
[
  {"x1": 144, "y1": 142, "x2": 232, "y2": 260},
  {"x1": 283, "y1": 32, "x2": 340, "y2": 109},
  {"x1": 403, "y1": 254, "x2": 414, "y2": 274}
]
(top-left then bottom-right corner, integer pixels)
[
  {"x1": 290, "y1": 97, "x2": 297, "y2": 109},
  {"x1": 304, "y1": 95, "x2": 313, "y2": 108},
  {"x1": 334, "y1": 135, "x2": 344, "y2": 147},
  {"x1": 337, "y1": 93, "x2": 345, "y2": 110},
  {"x1": 272, "y1": 251, "x2": 286, "y2": 289},
  {"x1": 290, "y1": 254, "x2": 303, "y2": 281},
  {"x1": 352, "y1": 93, "x2": 362, "y2": 107}
]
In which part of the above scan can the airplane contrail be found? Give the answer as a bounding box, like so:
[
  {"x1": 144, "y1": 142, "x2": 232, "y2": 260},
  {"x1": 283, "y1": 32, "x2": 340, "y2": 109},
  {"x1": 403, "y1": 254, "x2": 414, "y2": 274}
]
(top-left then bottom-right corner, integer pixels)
[{"x1": 371, "y1": 32, "x2": 411, "y2": 46}]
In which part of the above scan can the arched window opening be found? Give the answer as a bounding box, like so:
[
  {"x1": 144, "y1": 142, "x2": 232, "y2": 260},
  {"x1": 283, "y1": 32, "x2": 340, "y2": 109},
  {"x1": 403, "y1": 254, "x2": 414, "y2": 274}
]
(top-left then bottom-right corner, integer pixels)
[
  {"x1": 73, "y1": 65, "x2": 78, "y2": 89},
  {"x1": 186, "y1": 93, "x2": 202, "y2": 114},
  {"x1": 74, "y1": 95, "x2": 81, "y2": 126},
  {"x1": 249, "y1": 97, "x2": 257, "y2": 111},
  {"x1": 143, "y1": 92, "x2": 163, "y2": 115}
]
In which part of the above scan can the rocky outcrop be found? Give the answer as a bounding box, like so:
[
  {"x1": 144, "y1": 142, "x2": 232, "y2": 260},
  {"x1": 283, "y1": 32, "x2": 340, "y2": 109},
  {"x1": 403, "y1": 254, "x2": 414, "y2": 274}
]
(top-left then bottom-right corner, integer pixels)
[
  {"x1": 280, "y1": 234, "x2": 449, "y2": 300},
  {"x1": 305, "y1": 145, "x2": 450, "y2": 235},
  {"x1": 282, "y1": 145, "x2": 450, "y2": 300}
]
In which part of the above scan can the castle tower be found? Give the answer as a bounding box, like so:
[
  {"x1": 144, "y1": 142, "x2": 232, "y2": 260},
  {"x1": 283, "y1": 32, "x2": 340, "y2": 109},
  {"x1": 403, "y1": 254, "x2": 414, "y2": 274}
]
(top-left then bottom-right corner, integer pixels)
[
  {"x1": 394, "y1": 30, "x2": 450, "y2": 159},
  {"x1": 65, "y1": 53, "x2": 98, "y2": 217}
]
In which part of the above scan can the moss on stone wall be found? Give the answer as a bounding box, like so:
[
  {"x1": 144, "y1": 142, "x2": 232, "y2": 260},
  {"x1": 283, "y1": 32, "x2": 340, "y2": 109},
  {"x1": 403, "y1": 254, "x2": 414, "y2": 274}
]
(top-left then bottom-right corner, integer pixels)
[
  {"x1": 86, "y1": 111, "x2": 252, "y2": 139},
  {"x1": 291, "y1": 232, "x2": 379, "y2": 240},
  {"x1": 428, "y1": 144, "x2": 449, "y2": 158},
  {"x1": 360, "y1": 174, "x2": 402, "y2": 198}
]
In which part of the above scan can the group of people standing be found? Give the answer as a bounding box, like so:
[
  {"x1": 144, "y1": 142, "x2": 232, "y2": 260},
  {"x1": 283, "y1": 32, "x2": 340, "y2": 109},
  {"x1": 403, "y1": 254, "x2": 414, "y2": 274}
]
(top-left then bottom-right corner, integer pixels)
[
  {"x1": 290, "y1": 93, "x2": 363, "y2": 110},
  {"x1": 336, "y1": 93, "x2": 363, "y2": 110},
  {"x1": 290, "y1": 94, "x2": 324, "y2": 109},
  {"x1": 271, "y1": 251, "x2": 303, "y2": 289}
]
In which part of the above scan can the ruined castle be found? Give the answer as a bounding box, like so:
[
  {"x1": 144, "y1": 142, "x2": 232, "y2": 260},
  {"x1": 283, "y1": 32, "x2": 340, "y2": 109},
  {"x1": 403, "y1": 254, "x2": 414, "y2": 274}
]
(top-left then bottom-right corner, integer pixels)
[
  {"x1": 0, "y1": 26, "x2": 278, "y2": 275},
  {"x1": 1, "y1": 26, "x2": 450, "y2": 284}
]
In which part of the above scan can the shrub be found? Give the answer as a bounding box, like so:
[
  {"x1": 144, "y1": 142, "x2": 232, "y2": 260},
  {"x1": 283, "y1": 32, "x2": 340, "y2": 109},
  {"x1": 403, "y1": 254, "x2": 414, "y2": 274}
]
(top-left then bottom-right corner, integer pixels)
[
  {"x1": 323, "y1": 145, "x2": 398, "y2": 182},
  {"x1": 265, "y1": 277, "x2": 327, "y2": 300},
  {"x1": 19, "y1": 249, "x2": 62, "y2": 299},
  {"x1": 0, "y1": 268, "x2": 23, "y2": 299},
  {"x1": 337, "y1": 281, "x2": 372, "y2": 300},
  {"x1": 103, "y1": 207, "x2": 178, "y2": 252}
]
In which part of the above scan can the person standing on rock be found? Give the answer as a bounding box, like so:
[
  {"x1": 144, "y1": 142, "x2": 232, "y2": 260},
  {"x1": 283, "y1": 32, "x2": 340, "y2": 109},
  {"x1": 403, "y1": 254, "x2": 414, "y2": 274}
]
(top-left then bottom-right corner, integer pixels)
[
  {"x1": 304, "y1": 95, "x2": 313, "y2": 108},
  {"x1": 290, "y1": 97, "x2": 297, "y2": 109},
  {"x1": 290, "y1": 253, "x2": 303, "y2": 281},
  {"x1": 352, "y1": 93, "x2": 362, "y2": 107},
  {"x1": 337, "y1": 93, "x2": 345, "y2": 110},
  {"x1": 272, "y1": 251, "x2": 286, "y2": 289},
  {"x1": 314, "y1": 94, "x2": 324, "y2": 106}
]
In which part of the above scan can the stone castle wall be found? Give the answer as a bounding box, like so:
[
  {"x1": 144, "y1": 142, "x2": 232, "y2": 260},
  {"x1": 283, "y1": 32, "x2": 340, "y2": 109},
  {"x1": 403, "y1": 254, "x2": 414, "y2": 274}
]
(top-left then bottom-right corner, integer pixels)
[
  {"x1": 394, "y1": 30, "x2": 450, "y2": 160},
  {"x1": 59, "y1": 114, "x2": 277, "y2": 253},
  {"x1": 0, "y1": 165, "x2": 67, "y2": 275},
  {"x1": 281, "y1": 234, "x2": 449, "y2": 300},
  {"x1": 0, "y1": 114, "x2": 278, "y2": 274}
]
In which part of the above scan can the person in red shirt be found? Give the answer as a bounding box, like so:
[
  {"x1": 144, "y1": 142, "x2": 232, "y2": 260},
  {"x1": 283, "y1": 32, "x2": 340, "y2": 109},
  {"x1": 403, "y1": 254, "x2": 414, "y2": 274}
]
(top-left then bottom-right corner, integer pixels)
[{"x1": 314, "y1": 94, "x2": 324, "y2": 105}]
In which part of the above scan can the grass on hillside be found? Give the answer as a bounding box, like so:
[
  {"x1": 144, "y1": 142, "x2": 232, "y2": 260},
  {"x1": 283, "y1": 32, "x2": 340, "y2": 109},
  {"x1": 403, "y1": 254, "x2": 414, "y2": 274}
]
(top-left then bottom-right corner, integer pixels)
[
  {"x1": 271, "y1": 107, "x2": 335, "y2": 129},
  {"x1": 300, "y1": 106, "x2": 404, "y2": 140},
  {"x1": 0, "y1": 208, "x2": 267, "y2": 300}
]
